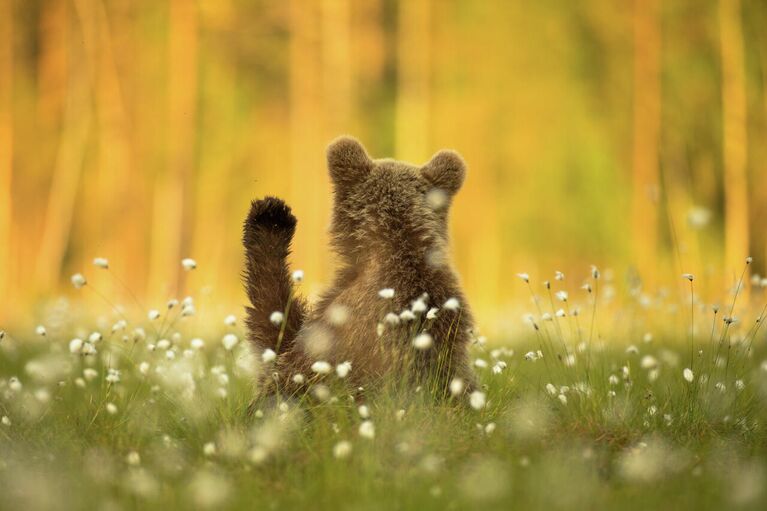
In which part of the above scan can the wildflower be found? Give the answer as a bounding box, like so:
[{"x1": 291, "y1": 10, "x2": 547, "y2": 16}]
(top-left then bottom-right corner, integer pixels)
[
  {"x1": 181, "y1": 258, "x2": 197, "y2": 271},
  {"x1": 71, "y1": 273, "x2": 87, "y2": 289},
  {"x1": 492, "y1": 361, "x2": 507, "y2": 374},
  {"x1": 378, "y1": 288, "x2": 395, "y2": 299},
  {"x1": 292, "y1": 269, "x2": 304, "y2": 283},
  {"x1": 396, "y1": 409, "x2": 406, "y2": 421},
  {"x1": 591, "y1": 265, "x2": 600, "y2": 279},
  {"x1": 269, "y1": 311, "x2": 284, "y2": 326},
  {"x1": 106, "y1": 403, "x2": 118, "y2": 415},
  {"x1": 450, "y1": 378, "x2": 465, "y2": 396},
  {"x1": 311, "y1": 361, "x2": 332, "y2": 374},
  {"x1": 746, "y1": 256, "x2": 753, "y2": 265},
  {"x1": 681, "y1": 273, "x2": 694, "y2": 282},
  {"x1": 224, "y1": 314, "x2": 237, "y2": 327},
  {"x1": 626, "y1": 345, "x2": 639, "y2": 355},
  {"x1": 83, "y1": 368, "x2": 98, "y2": 381},
  {"x1": 181, "y1": 303, "x2": 196, "y2": 317},
  {"x1": 411, "y1": 298, "x2": 427, "y2": 314},
  {"x1": 68, "y1": 338, "x2": 84, "y2": 354},
  {"x1": 261, "y1": 349, "x2": 276, "y2": 363},
  {"x1": 139, "y1": 362, "x2": 150, "y2": 375},
  {"x1": 222, "y1": 334, "x2": 239, "y2": 351},
  {"x1": 555, "y1": 271, "x2": 565, "y2": 281},
  {"x1": 555, "y1": 308, "x2": 566, "y2": 318},
  {"x1": 524, "y1": 351, "x2": 538, "y2": 361},
  {"x1": 581, "y1": 283, "x2": 592, "y2": 293},
  {"x1": 384, "y1": 312, "x2": 400, "y2": 326},
  {"x1": 1, "y1": 415, "x2": 9, "y2": 426},
  {"x1": 333, "y1": 441, "x2": 353, "y2": 459},
  {"x1": 648, "y1": 405, "x2": 657, "y2": 416},
  {"x1": 469, "y1": 391, "x2": 486, "y2": 410},
  {"x1": 112, "y1": 320, "x2": 127, "y2": 332},
  {"x1": 358, "y1": 405, "x2": 370, "y2": 419},
  {"x1": 715, "y1": 382, "x2": 726, "y2": 393},
  {"x1": 399, "y1": 310, "x2": 416, "y2": 322},
  {"x1": 545, "y1": 383, "x2": 557, "y2": 395},
  {"x1": 126, "y1": 451, "x2": 141, "y2": 466},
  {"x1": 203, "y1": 443, "x2": 216, "y2": 456},
  {"x1": 358, "y1": 421, "x2": 375, "y2": 439},
  {"x1": 412, "y1": 333, "x2": 433, "y2": 350},
  {"x1": 0, "y1": 330, "x2": 4, "y2": 342},
  {"x1": 485, "y1": 422, "x2": 496, "y2": 434},
  {"x1": 735, "y1": 379, "x2": 745, "y2": 391},
  {"x1": 643, "y1": 333, "x2": 653, "y2": 343},
  {"x1": 640, "y1": 355, "x2": 657, "y2": 369},
  {"x1": 517, "y1": 273, "x2": 530, "y2": 283},
  {"x1": 191, "y1": 338, "x2": 205, "y2": 350},
  {"x1": 474, "y1": 358, "x2": 488, "y2": 369},
  {"x1": 558, "y1": 394, "x2": 568, "y2": 405},
  {"x1": 683, "y1": 368, "x2": 694, "y2": 383},
  {"x1": 35, "y1": 325, "x2": 47, "y2": 337},
  {"x1": 106, "y1": 368, "x2": 121, "y2": 383},
  {"x1": 555, "y1": 290, "x2": 568, "y2": 302},
  {"x1": 292, "y1": 374, "x2": 305, "y2": 384},
  {"x1": 93, "y1": 257, "x2": 109, "y2": 269},
  {"x1": 687, "y1": 206, "x2": 711, "y2": 229},
  {"x1": 426, "y1": 307, "x2": 438, "y2": 320},
  {"x1": 335, "y1": 361, "x2": 352, "y2": 378},
  {"x1": 443, "y1": 297, "x2": 460, "y2": 311},
  {"x1": 148, "y1": 309, "x2": 161, "y2": 321}
]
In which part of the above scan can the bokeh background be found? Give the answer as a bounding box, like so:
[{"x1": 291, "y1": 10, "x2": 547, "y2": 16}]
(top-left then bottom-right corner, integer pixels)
[{"x1": 1, "y1": 0, "x2": 767, "y2": 329}]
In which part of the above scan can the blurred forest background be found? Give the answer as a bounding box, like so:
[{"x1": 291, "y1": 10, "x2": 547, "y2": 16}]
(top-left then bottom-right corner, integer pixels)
[{"x1": 1, "y1": 0, "x2": 767, "y2": 328}]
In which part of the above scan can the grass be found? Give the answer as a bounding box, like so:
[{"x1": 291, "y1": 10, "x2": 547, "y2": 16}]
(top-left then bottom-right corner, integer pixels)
[{"x1": 1, "y1": 267, "x2": 767, "y2": 510}]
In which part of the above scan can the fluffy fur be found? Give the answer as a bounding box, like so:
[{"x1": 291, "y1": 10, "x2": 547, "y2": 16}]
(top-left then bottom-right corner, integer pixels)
[{"x1": 243, "y1": 136, "x2": 476, "y2": 398}]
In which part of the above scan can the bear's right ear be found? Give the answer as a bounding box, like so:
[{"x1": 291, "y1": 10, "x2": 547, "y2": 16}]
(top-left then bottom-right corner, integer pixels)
[{"x1": 327, "y1": 136, "x2": 372, "y2": 187}]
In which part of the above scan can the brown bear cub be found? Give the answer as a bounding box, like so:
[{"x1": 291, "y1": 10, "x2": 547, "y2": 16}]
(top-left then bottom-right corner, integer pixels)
[{"x1": 243, "y1": 136, "x2": 476, "y2": 399}]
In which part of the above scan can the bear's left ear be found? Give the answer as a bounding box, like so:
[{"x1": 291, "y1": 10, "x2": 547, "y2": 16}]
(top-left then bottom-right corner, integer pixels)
[
  {"x1": 421, "y1": 149, "x2": 466, "y2": 195},
  {"x1": 327, "y1": 136, "x2": 372, "y2": 187}
]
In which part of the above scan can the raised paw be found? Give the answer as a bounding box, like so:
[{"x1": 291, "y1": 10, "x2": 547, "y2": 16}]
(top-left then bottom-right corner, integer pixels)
[{"x1": 243, "y1": 196, "x2": 297, "y2": 247}]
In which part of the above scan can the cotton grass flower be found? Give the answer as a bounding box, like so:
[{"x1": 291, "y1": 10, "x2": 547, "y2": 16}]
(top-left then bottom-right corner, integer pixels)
[
  {"x1": 71, "y1": 273, "x2": 87, "y2": 289},
  {"x1": 358, "y1": 420, "x2": 375, "y2": 439},
  {"x1": 269, "y1": 311, "x2": 284, "y2": 326},
  {"x1": 261, "y1": 349, "x2": 276, "y2": 363},
  {"x1": 126, "y1": 451, "x2": 141, "y2": 466},
  {"x1": 516, "y1": 273, "x2": 530, "y2": 283},
  {"x1": 450, "y1": 378, "x2": 465, "y2": 396},
  {"x1": 190, "y1": 338, "x2": 205, "y2": 350},
  {"x1": 443, "y1": 297, "x2": 459, "y2": 311},
  {"x1": 683, "y1": 368, "x2": 694, "y2": 383},
  {"x1": 1, "y1": 416, "x2": 10, "y2": 426},
  {"x1": 148, "y1": 309, "x2": 161, "y2": 321},
  {"x1": 222, "y1": 334, "x2": 238, "y2": 350},
  {"x1": 291, "y1": 269, "x2": 304, "y2": 283},
  {"x1": 333, "y1": 441, "x2": 352, "y2": 459},
  {"x1": 93, "y1": 257, "x2": 109, "y2": 269},
  {"x1": 181, "y1": 258, "x2": 197, "y2": 271},
  {"x1": 224, "y1": 314, "x2": 237, "y2": 327},
  {"x1": 203, "y1": 442, "x2": 216, "y2": 456},
  {"x1": 682, "y1": 273, "x2": 694, "y2": 282},
  {"x1": 555, "y1": 290, "x2": 568, "y2": 302},
  {"x1": 311, "y1": 361, "x2": 332, "y2": 375},
  {"x1": 357, "y1": 405, "x2": 370, "y2": 419},
  {"x1": 378, "y1": 288, "x2": 395, "y2": 299},
  {"x1": 68, "y1": 338, "x2": 84, "y2": 354},
  {"x1": 426, "y1": 307, "x2": 438, "y2": 320},
  {"x1": 106, "y1": 403, "x2": 118, "y2": 415},
  {"x1": 469, "y1": 390, "x2": 486, "y2": 410},
  {"x1": 35, "y1": 325, "x2": 47, "y2": 336},
  {"x1": 335, "y1": 361, "x2": 352, "y2": 378},
  {"x1": 412, "y1": 333, "x2": 433, "y2": 350}
]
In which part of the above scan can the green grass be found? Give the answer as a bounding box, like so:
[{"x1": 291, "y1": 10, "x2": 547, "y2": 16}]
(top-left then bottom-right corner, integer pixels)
[{"x1": 2, "y1": 280, "x2": 767, "y2": 510}]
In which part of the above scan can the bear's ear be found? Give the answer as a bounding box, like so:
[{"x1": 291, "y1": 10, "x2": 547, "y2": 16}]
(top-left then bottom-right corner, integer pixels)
[
  {"x1": 327, "y1": 136, "x2": 372, "y2": 187},
  {"x1": 421, "y1": 149, "x2": 466, "y2": 195}
]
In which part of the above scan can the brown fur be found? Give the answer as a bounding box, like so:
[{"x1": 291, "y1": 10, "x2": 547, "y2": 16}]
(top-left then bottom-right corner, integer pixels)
[{"x1": 243, "y1": 136, "x2": 476, "y2": 398}]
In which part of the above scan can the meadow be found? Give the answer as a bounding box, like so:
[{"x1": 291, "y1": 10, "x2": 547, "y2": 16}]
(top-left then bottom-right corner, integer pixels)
[{"x1": 2, "y1": 260, "x2": 766, "y2": 511}]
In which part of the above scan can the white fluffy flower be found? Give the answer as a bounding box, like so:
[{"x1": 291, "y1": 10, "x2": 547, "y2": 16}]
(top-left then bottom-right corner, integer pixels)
[
  {"x1": 545, "y1": 383, "x2": 557, "y2": 396},
  {"x1": 224, "y1": 314, "x2": 237, "y2": 327},
  {"x1": 443, "y1": 297, "x2": 460, "y2": 311},
  {"x1": 450, "y1": 378, "x2": 465, "y2": 396},
  {"x1": 358, "y1": 420, "x2": 375, "y2": 439},
  {"x1": 71, "y1": 273, "x2": 87, "y2": 289},
  {"x1": 148, "y1": 309, "x2": 161, "y2": 321},
  {"x1": 1, "y1": 416, "x2": 10, "y2": 427},
  {"x1": 203, "y1": 442, "x2": 216, "y2": 456},
  {"x1": 358, "y1": 405, "x2": 370, "y2": 419},
  {"x1": 222, "y1": 334, "x2": 239, "y2": 351},
  {"x1": 126, "y1": 451, "x2": 141, "y2": 466},
  {"x1": 683, "y1": 368, "x2": 694, "y2": 383},
  {"x1": 426, "y1": 307, "x2": 439, "y2": 320},
  {"x1": 469, "y1": 391, "x2": 486, "y2": 410},
  {"x1": 333, "y1": 440, "x2": 352, "y2": 459},
  {"x1": 378, "y1": 288, "x2": 395, "y2": 299},
  {"x1": 412, "y1": 333, "x2": 433, "y2": 350},
  {"x1": 292, "y1": 374, "x2": 305, "y2": 384},
  {"x1": 311, "y1": 361, "x2": 332, "y2": 375},
  {"x1": 106, "y1": 403, "x2": 118, "y2": 415},
  {"x1": 411, "y1": 298, "x2": 427, "y2": 314},
  {"x1": 269, "y1": 311, "x2": 284, "y2": 326},
  {"x1": 517, "y1": 273, "x2": 530, "y2": 283},
  {"x1": 681, "y1": 273, "x2": 694, "y2": 282},
  {"x1": 181, "y1": 258, "x2": 197, "y2": 271},
  {"x1": 558, "y1": 394, "x2": 568, "y2": 405},
  {"x1": 93, "y1": 257, "x2": 109, "y2": 269},
  {"x1": 335, "y1": 361, "x2": 352, "y2": 378},
  {"x1": 261, "y1": 349, "x2": 276, "y2": 363},
  {"x1": 555, "y1": 290, "x2": 568, "y2": 302},
  {"x1": 292, "y1": 270, "x2": 304, "y2": 283},
  {"x1": 35, "y1": 325, "x2": 47, "y2": 336},
  {"x1": 190, "y1": 338, "x2": 205, "y2": 350},
  {"x1": 68, "y1": 338, "x2": 84, "y2": 354}
]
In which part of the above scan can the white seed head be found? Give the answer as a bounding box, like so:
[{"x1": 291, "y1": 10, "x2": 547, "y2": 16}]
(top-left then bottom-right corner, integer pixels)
[
  {"x1": 682, "y1": 273, "x2": 694, "y2": 282},
  {"x1": 516, "y1": 273, "x2": 530, "y2": 283},
  {"x1": 469, "y1": 391, "x2": 486, "y2": 410},
  {"x1": 378, "y1": 288, "x2": 395, "y2": 299},
  {"x1": 269, "y1": 311, "x2": 284, "y2": 326},
  {"x1": 148, "y1": 310, "x2": 161, "y2": 321},
  {"x1": 443, "y1": 297, "x2": 460, "y2": 311},
  {"x1": 412, "y1": 333, "x2": 434, "y2": 350},
  {"x1": 357, "y1": 405, "x2": 370, "y2": 419},
  {"x1": 683, "y1": 368, "x2": 694, "y2": 383},
  {"x1": 35, "y1": 325, "x2": 47, "y2": 336},
  {"x1": 93, "y1": 257, "x2": 109, "y2": 269},
  {"x1": 106, "y1": 402, "x2": 118, "y2": 415},
  {"x1": 292, "y1": 269, "x2": 304, "y2": 283},
  {"x1": 555, "y1": 290, "x2": 568, "y2": 302},
  {"x1": 224, "y1": 314, "x2": 237, "y2": 327},
  {"x1": 335, "y1": 361, "x2": 352, "y2": 378},
  {"x1": 450, "y1": 378, "x2": 465, "y2": 396},
  {"x1": 68, "y1": 338, "x2": 84, "y2": 354},
  {"x1": 426, "y1": 307, "x2": 439, "y2": 320},
  {"x1": 358, "y1": 420, "x2": 375, "y2": 439},
  {"x1": 333, "y1": 440, "x2": 353, "y2": 459},
  {"x1": 311, "y1": 361, "x2": 332, "y2": 375},
  {"x1": 181, "y1": 258, "x2": 197, "y2": 271},
  {"x1": 222, "y1": 334, "x2": 239, "y2": 351},
  {"x1": 71, "y1": 273, "x2": 87, "y2": 289},
  {"x1": 261, "y1": 349, "x2": 276, "y2": 363}
]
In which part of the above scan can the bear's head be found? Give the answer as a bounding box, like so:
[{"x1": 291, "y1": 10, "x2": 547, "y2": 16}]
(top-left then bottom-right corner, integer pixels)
[{"x1": 326, "y1": 136, "x2": 466, "y2": 266}]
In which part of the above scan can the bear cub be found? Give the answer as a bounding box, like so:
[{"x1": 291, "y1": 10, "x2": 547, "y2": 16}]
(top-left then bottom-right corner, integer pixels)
[{"x1": 243, "y1": 136, "x2": 476, "y2": 398}]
